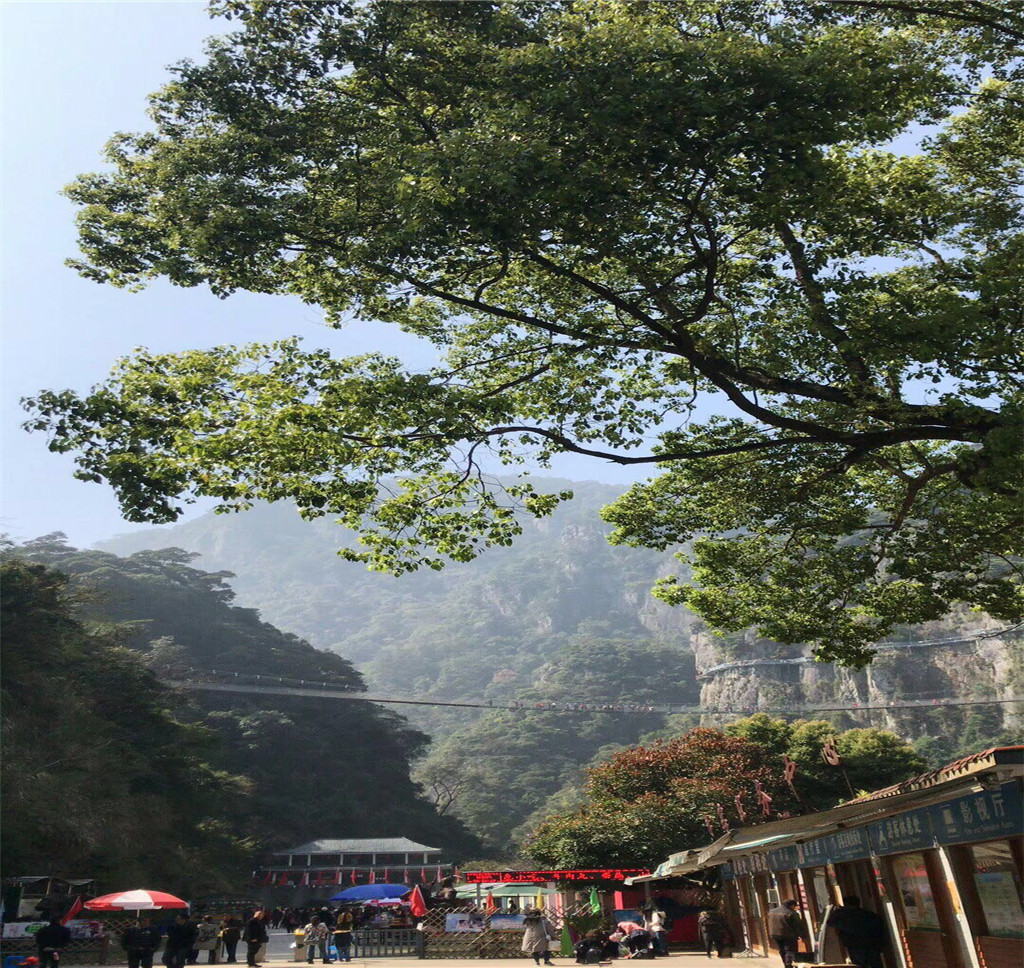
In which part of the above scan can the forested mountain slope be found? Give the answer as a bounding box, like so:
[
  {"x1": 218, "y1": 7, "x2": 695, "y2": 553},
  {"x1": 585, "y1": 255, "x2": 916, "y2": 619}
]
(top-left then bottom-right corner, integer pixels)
[
  {"x1": 99, "y1": 479, "x2": 1022, "y2": 853},
  {"x1": 101, "y1": 481, "x2": 692, "y2": 719},
  {"x1": 7, "y1": 536, "x2": 480, "y2": 861},
  {"x1": 1, "y1": 557, "x2": 246, "y2": 892}
]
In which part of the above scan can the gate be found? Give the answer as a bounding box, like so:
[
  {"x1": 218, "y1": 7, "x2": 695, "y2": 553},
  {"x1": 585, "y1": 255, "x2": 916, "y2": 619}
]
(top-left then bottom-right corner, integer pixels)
[{"x1": 353, "y1": 927, "x2": 419, "y2": 957}]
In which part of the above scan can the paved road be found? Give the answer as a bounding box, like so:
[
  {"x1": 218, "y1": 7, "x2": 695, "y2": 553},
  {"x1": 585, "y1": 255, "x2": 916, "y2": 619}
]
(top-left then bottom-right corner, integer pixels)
[{"x1": 94, "y1": 934, "x2": 784, "y2": 968}]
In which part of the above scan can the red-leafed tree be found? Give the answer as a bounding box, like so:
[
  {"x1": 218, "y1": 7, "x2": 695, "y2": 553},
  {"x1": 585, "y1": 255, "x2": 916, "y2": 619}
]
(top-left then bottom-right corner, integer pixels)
[{"x1": 527, "y1": 729, "x2": 797, "y2": 869}]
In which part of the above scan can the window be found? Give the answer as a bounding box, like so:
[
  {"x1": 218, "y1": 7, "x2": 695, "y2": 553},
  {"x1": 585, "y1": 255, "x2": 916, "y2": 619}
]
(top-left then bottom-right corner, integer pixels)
[
  {"x1": 970, "y1": 841, "x2": 1024, "y2": 939},
  {"x1": 891, "y1": 853, "x2": 940, "y2": 930}
]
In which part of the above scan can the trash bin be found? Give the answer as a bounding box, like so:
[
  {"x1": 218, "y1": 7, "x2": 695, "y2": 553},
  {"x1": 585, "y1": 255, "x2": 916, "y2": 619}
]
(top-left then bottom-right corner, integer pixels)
[{"x1": 293, "y1": 930, "x2": 306, "y2": 962}]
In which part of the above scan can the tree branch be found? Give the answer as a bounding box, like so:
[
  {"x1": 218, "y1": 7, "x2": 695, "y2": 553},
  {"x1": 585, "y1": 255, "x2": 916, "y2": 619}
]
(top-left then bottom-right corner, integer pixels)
[{"x1": 775, "y1": 221, "x2": 872, "y2": 385}]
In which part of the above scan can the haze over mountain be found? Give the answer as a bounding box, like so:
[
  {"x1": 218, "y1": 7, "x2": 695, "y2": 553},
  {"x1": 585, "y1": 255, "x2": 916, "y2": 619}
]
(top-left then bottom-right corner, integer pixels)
[{"x1": 100, "y1": 477, "x2": 1023, "y2": 852}]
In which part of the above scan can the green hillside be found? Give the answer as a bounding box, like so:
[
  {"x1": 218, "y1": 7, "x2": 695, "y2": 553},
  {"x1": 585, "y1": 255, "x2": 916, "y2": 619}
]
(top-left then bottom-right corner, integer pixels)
[
  {"x1": 98, "y1": 480, "x2": 1021, "y2": 854},
  {"x1": 4, "y1": 536, "x2": 481, "y2": 868}
]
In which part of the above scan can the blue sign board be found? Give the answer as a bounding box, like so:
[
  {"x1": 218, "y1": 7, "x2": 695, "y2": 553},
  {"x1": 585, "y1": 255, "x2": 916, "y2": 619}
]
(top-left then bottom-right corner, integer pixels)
[
  {"x1": 768, "y1": 846, "x2": 801, "y2": 872},
  {"x1": 722, "y1": 781, "x2": 1023, "y2": 876},
  {"x1": 929, "y1": 782, "x2": 1024, "y2": 846},
  {"x1": 868, "y1": 807, "x2": 934, "y2": 856},
  {"x1": 731, "y1": 852, "x2": 771, "y2": 877}
]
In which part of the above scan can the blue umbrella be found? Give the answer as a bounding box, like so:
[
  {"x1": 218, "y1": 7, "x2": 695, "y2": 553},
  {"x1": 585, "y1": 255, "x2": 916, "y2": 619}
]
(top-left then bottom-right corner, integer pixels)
[{"x1": 329, "y1": 884, "x2": 410, "y2": 901}]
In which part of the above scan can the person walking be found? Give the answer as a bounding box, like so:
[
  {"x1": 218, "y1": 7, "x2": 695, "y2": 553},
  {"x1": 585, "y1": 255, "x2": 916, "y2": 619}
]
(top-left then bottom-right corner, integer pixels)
[
  {"x1": 697, "y1": 908, "x2": 730, "y2": 959},
  {"x1": 220, "y1": 918, "x2": 241, "y2": 965},
  {"x1": 522, "y1": 908, "x2": 556, "y2": 967},
  {"x1": 121, "y1": 916, "x2": 163, "y2": 968},
  {"x1": 245, "y1": 910, "x2": 268, "y2": 968},
  {"x1": 166, "y1": 915, "x2": 199, "y2": 968},
  {"x1": 303, "y1": 916, "x2": 330, "y2": 964},
  {"x1": 332, "y1": 912, "x2": 354, "y2": 964},
  {"x1": 830, "y1": 896, "x2": 887, "y2": 968},
  {"x1": 34, "y1": 917, "x2": 71, "y2": 968},
  {"x1": 766, "y1": 899, "x2": 807, "y2": 968}
]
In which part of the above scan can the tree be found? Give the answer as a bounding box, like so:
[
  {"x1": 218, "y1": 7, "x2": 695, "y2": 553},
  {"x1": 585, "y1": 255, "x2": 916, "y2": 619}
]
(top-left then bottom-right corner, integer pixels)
[
  {"x1": 527, "y1": 728, "x2": 798, "y2": 868},
  {"x1": 725, "y1": 713, "x2": 927, "y2": 801},
  {"x1": 0, "y1": 557, "x2": 250, "y2": 891},
  {"x1": 23, "y1": 0, "x2": 1023, "y2": 665},
  {"x1": 526, "y1": 718, "x2": 926, "y2": 868}
]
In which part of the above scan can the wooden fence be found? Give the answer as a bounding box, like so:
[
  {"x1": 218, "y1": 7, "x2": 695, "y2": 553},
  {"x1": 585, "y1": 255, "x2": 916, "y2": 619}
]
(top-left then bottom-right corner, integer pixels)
[{"x1": 418, "y1": 899, "x2": 612, "y2": 960}]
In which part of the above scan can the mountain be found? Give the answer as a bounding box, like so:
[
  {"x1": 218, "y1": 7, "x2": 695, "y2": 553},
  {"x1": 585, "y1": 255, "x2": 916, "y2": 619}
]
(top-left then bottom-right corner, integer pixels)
[
  {"x1": 99, "y1": 480, "x2": 694, "y2": 716},
  {"x1": 98, "y1": 478, "x2": 1023, "y2": 852},
  {"x1": 6, "y1": 536, "x2": 481, "y2": 863}
]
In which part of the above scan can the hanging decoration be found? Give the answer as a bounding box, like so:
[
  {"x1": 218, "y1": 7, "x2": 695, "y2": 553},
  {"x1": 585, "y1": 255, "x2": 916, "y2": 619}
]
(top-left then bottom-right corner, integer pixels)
[{"x1": 716, "y1": 803, "x2": 730, "y2": 831}]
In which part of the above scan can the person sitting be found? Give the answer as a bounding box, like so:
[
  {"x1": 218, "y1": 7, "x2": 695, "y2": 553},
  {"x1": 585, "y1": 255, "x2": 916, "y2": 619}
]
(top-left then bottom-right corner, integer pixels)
[{"x1": 574, "y1": 930, "x2": 610, "y2": 965}]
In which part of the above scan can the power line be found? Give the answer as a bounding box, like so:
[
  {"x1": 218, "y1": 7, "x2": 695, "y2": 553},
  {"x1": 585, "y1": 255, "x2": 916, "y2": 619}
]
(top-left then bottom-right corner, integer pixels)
[{"x1": 167, "y1": 672, "x2": 1023, "y2": 717}]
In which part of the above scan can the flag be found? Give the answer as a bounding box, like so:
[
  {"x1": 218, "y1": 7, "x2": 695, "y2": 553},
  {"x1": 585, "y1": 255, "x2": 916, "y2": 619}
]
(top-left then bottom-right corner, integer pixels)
[
  {"x1": 61, "y1": 897, "x2": 83, "y2": 924},
  {"x1": 409, "y1": 886, "x2": 428, "y2": 919},
  {"x1": 588, "y1": 887, "x2": 601, "y2": 915},
  {"x1": 485, "y1": 892, "x2": 497, "y2": 916},
  {"x1": 384, "y1": 869, "x2": 390, "y2": 882},
  {"x1": 279, "y1": 873, "x2": 289, "y2": 887},
  {"x1": 560, "y1": 924, "x2": 573, "y2": 957},
  {"x1": 369, "y1": 870, "x2": 376, "y2": 884},
  {"x1": 351, "y1": 870, "x2": 358, "y2": 885},
  {"x1": 335, "y1": 871, "x2": 342, "y2": 885},
  {"x1": 421, "y1": 868, "x2": 428, "y2": 882}
]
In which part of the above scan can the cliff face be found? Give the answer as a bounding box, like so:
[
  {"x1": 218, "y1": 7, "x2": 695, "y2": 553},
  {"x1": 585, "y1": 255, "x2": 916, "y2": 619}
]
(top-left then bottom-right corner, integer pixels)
[{"x1": 688, "y1": 620, "x2": 1023, "y2": 750}]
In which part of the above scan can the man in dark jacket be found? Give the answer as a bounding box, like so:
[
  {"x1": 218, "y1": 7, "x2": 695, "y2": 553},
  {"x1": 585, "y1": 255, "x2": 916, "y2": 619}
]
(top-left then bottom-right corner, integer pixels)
[
  {"x1": 122, "y1": 916, "x2": 163, "y2": 968},
  {"x1": 244, "y1": 910, "x2": 268, "y2": 968},
  {"x1": 165, "y1": 914, "x2": 199, "y2": 968},
  {"x1": 830, "y1": 896, "x2": 887, "y2": 968},
  {"x1": 766, "y1": 899, "x2": 807, "y2": 968},
  {"x1": 35, "y1": 917, "x2": 72, "y2": 968}
]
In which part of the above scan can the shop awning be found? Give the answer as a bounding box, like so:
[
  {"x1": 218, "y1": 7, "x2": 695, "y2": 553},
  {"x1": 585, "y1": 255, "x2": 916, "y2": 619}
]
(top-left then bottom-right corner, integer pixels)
[{"x1": 634, "y1": 770, "x2": 996, "y2": 885}]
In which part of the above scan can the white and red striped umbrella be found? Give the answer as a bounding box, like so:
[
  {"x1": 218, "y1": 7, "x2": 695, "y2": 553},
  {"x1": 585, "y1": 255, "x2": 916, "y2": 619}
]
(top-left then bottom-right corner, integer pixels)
[{"x1": 85, "y1": 890, "x2": 188, "y2": 911}]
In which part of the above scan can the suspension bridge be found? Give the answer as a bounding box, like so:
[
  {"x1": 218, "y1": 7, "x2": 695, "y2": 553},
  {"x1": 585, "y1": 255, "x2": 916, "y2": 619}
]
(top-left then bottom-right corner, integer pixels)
[{"x1": 167, "y1": 670, "x2": 1023, "y2": 718}]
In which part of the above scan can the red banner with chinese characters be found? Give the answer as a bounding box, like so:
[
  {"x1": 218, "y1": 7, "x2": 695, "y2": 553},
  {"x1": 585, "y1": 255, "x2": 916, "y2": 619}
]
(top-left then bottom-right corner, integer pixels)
[{"x1": 462, "y1": 869, "x2": 649, "y2": 884}]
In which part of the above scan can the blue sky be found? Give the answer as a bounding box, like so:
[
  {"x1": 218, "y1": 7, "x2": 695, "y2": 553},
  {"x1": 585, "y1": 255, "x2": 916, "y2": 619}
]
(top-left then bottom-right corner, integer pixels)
[{"x1": 1, "y1": 1, "x2": 652, "y2": 548}]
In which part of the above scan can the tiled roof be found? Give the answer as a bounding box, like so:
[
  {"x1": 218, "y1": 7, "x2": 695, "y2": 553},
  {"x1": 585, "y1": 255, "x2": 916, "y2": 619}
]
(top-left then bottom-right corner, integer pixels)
[
  {"x1": 275, "y1": 838, "x2": 441, "y2": 855},
  {"x1": 851, "y1": 745, "x2": 1024, "y2": 803}
]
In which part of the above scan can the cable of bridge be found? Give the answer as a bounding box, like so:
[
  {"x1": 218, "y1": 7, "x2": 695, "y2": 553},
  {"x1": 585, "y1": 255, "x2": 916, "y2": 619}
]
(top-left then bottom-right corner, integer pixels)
[{"x1": 168, "y1": 671, "x2": 1023, "y2": 717}]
